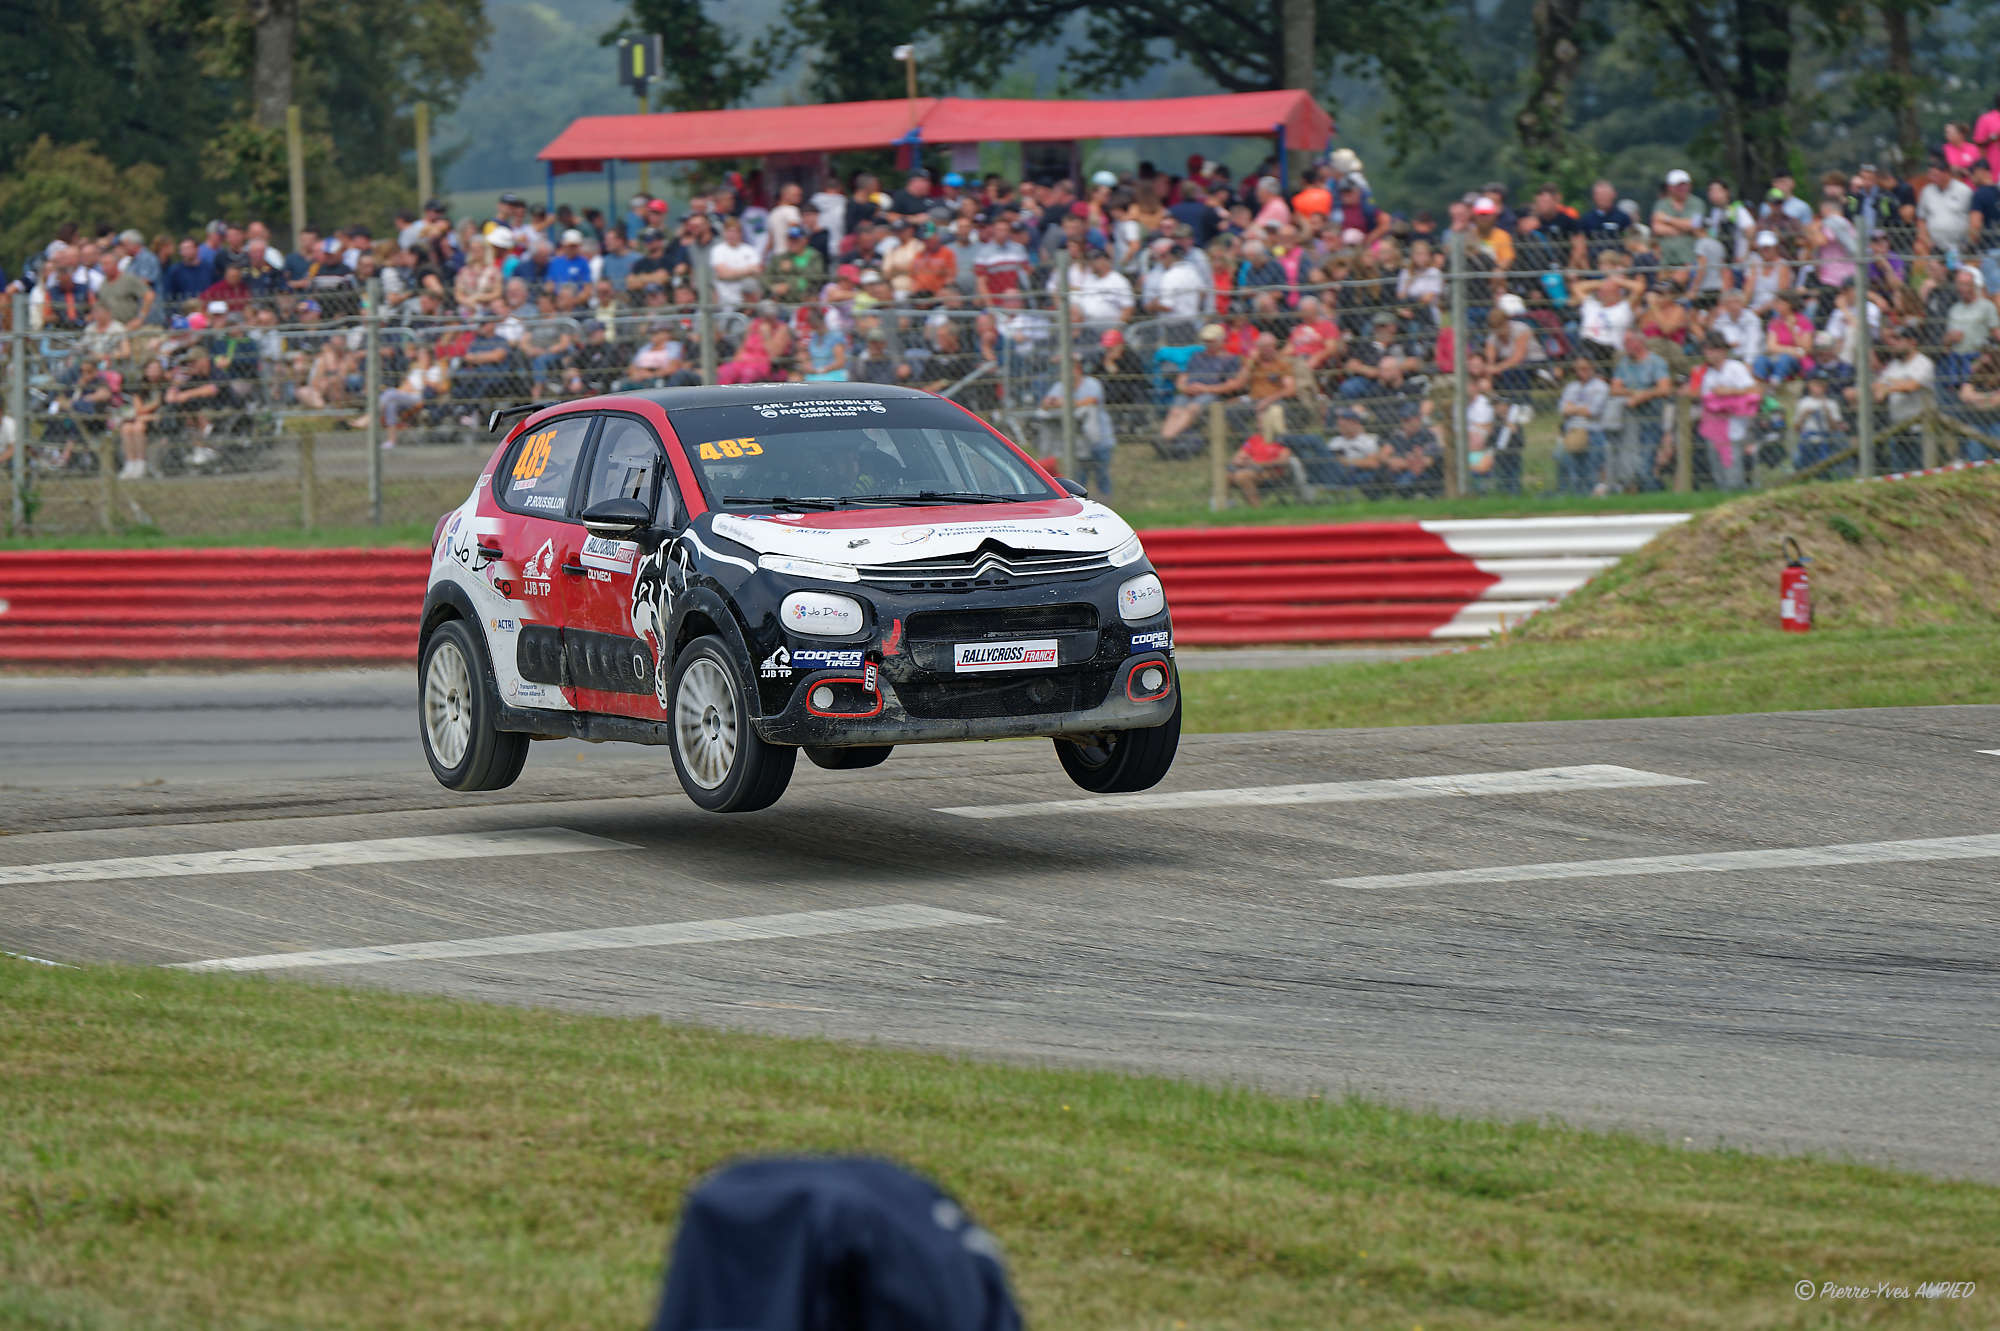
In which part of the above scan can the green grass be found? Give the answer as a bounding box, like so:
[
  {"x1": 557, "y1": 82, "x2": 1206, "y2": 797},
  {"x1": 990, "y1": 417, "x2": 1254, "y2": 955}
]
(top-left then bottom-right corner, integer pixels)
[
  {"x1": 5, "y1": 962, "x2": 1994, "y2": 1330},
  {"x1": 1183, "y1": 626, "x2": 2000, "y2": 733}
]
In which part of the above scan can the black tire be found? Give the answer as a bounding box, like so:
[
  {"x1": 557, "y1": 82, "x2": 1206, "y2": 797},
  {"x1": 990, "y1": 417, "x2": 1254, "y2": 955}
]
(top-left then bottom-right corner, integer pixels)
[
  {"x1": 668, "y1": 635, "x2": 796, "y2": 813},
  {"x1": 804, "y1": 744, "x2": 894, "y2": 771},
  {"x1": 419, "y1": 619, "x2": 529, "y2": 792},
  {"x1": 1055, "y1": 696, "x2": 1181, "y2": 794}
]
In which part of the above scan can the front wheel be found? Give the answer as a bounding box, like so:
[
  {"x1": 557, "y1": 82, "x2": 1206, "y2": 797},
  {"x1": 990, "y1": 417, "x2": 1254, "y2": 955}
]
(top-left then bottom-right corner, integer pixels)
[
  {"x1": 1055, "y1": 698, "x2": 1180, "y2": 794},
  {"x1": 668, "y1": 635, "x2": 796, "y2": 813},
  {"x1": 420, "y1": 619, "x2": 529, "y2": 791}
]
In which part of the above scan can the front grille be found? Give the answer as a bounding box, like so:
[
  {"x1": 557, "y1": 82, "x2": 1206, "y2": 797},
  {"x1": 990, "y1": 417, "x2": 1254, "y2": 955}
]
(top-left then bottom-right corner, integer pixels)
[
  {"x1": 856, "y1": 544, "x2": 1114, "y2": 589},
  {"x1": 896, "y1": 666, "x2": 1116, "y2": 720},
  {"x1": 905, "y1": 603, "x2": 1098, "y2": 641}
]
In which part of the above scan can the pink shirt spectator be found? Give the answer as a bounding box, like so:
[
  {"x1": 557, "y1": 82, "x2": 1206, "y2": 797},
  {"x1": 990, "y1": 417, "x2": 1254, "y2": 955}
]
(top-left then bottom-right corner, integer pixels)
[
  {"x1": 1944, "y1": 140, "x2": 1980, "y2": 174},
  {"x1": 1255, "y1": 197, "x2": 1292, "y2": 231},
  {"x1": 1977, "y1": 108, "x2": 2000, "y2": 178}
]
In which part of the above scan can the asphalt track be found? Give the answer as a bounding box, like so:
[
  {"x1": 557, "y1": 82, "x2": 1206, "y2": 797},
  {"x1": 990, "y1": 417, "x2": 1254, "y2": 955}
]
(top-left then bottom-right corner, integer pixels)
[{"x1": 2, "y1": 669, "x2": 1996, "y2": 1181}]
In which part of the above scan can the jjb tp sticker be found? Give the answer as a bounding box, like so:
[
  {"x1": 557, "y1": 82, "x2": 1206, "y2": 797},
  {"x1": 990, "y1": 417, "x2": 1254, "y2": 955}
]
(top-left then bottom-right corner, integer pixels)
[
  {"x1": 953, "y1": 639, "x2": 1058, "y2": 673},
  {"x1": 580, "y1": 534, "x2": 638, "y2": 574}
]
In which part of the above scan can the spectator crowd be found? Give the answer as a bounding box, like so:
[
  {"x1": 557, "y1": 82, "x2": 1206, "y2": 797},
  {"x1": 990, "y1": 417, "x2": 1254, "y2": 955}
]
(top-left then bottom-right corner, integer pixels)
[{"x1": 9, "y1": 92, "x2": 2000, "y2": 500}]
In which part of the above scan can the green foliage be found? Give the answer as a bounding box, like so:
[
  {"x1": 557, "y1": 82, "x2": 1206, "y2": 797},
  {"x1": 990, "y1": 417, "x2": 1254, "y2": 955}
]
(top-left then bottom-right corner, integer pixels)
[
  {"x1": 0, "y1": 137, "x2": 168, "y2": 269},
  {"x1": 0, "y1": 0, "x2": 488, "y2": 252}
]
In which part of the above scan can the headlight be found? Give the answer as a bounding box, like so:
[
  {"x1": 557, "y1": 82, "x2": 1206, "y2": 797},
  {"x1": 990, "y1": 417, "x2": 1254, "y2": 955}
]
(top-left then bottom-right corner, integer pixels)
[
  {"x1": 1108, "y1": 535, "x2": 1146, "y2": 567},
  {"x1": 758, "y1": 553, "x2": 859, "y2": 583},
  {"x1": 782, "y1": 591, "x2": 865, "y2": 636},
  {"x1": 1117, "y1": 573, "x2": 1165, "y2": 623}
]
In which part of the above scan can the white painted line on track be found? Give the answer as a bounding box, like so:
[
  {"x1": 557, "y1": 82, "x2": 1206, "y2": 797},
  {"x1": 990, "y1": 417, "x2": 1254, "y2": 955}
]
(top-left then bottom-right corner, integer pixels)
[
  {"x1": 0, "y1": 828, "x2": 635, "y2": 888},
  {"x1": 170, "y1": 904, "x2": 1002, "y2": 973},
  {"x1": 937, "y1": 764, "x2": 1702, "y2": 819},
  {"x1": 1327, "y1": 832, "x2": 2000, "y2": 890}
]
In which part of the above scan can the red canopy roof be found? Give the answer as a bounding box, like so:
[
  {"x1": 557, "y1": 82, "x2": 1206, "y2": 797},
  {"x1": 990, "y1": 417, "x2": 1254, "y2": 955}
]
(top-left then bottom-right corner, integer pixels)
[
  {"x1": 539, "y1": 90, "x2": 1332, "y2": 175},
  {"x1": 921, "y1": 91, "x2": 1330, "y2": 153},
  {"x1": 540, "y1": 99, "x2": 936, "y2": 176}
]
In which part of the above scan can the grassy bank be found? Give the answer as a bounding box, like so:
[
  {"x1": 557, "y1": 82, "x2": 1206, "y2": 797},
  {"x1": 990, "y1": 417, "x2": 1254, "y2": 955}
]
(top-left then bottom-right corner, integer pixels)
[
  {"x1": 1184, "y1": 625, "x2": 2000, "y2": 732},
  {"x1": 4, "y1": 961, "x2": 1994, "y2": 1330}
]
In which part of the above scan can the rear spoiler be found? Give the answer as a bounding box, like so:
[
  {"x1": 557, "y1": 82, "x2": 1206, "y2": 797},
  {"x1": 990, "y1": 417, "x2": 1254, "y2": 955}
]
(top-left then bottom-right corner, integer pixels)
[{"x1": 486, "y1": 403, "x2": 543, "y2": 434}]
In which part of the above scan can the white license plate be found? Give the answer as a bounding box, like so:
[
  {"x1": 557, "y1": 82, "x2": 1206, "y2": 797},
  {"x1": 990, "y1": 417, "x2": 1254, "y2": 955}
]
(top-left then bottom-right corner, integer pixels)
[{"x1": 952, "y1": 639, "x2": 1059, "y2": 672}]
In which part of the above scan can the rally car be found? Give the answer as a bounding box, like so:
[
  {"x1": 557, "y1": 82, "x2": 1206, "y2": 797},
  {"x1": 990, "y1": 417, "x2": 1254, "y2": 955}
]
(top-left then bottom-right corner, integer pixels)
[{"x1": 418, "y1": 383, "x2": 1178, "y2": 813}]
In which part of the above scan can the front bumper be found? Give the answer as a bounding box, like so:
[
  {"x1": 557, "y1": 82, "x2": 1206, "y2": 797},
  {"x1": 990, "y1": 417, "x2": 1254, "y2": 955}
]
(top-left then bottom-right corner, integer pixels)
[{"x1": 755, "y1": 652, "x2": 1177, "y2": 746}]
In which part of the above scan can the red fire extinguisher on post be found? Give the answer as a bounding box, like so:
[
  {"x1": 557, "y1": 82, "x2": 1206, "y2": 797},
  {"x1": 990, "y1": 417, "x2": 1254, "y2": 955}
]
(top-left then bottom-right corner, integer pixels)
[{"x1": 1780, "y1": 537, "x2": 1812, "y2": 633}]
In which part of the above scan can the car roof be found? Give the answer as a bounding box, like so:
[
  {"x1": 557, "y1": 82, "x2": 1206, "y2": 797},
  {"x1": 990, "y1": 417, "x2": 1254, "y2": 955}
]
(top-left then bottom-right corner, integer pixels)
[{"x1": 623, "y1": 383, "x2": 936, "y2": 417}]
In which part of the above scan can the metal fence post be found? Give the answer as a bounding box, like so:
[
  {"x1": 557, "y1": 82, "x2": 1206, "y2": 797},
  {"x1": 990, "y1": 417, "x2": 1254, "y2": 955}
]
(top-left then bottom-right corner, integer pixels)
[
  {"x1": 1674, "y1": 378, "x2": 1694, "y2": 493},
  {"x1": 1854, "y1": 210, "x2": 1874, "y2": 479},
  {"x1": 364, "y1": 277, "x2": 382, "y2": 525},
  {"x1": 7, "y1": 292, "x2": 25, "y2": 534},
  {"x1": 1447, "y1": 230, "x2": 1468, "y2": 498},
  {"x1": 1208, "y1": 398, "x2": 1227, "y2": 511},
  {"x1": 693, "y1": 247, "x2": 717, "y2": 386},
  {"x1": 1056, "y1": 262, "x2": 1076, "y2": 477},
  {"x1": 299, "y1": 435, "x2": 315, "y2": 531}
]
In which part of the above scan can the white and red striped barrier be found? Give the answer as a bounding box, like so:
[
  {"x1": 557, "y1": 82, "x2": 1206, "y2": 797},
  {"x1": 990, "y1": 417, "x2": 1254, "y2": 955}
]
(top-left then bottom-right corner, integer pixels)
[
  {"x1": 0, "y1": 513, "x2": 1689, "y2": 665},
  {"x1": 1145, "y1": 513, "x2": 1689, "y2": 643}
]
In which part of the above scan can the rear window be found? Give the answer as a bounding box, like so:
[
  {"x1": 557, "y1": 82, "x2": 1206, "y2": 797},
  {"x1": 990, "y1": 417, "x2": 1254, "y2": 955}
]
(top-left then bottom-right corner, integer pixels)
[{"x1": 667, "y1": 396, "x2": 1054, "y2": 507}]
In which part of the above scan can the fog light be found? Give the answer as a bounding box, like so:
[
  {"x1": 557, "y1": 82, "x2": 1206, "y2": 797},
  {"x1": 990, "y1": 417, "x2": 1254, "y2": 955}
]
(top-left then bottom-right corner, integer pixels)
[
  {"x1": 1138, "y1": 666, "x2": 1165, "y2": 693},
  {"x1": 810, "y1": 685, "x2": 835, "y2": 710}
]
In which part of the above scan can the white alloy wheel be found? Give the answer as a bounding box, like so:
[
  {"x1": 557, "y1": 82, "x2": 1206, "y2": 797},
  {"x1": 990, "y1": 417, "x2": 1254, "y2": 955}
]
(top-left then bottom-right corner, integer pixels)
[
  {"x1": 423, "y1": 637, "x2": 474, "y2": 768},
  {"x1": 675, "y1": 655, "x2": 740, "y2": 789}
]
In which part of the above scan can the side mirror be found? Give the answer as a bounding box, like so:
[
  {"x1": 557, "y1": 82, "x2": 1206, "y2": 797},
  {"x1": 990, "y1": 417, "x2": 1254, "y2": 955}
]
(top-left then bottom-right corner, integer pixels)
[
  {"x1": 1056, "y1": 476, "x2": 1089, "y2": 498},
  {"x1": 580, "y1": 496, "x2": 652, "y2": 535}
]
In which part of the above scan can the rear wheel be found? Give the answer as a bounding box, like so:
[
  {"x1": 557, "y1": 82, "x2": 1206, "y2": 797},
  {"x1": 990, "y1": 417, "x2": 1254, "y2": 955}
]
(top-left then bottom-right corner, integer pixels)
[
  {"x1": 420, "y1": 619, "x2": 529, "y2": 791},
  {"x1": 669, "y1": 635, "x2": 796, "y2": 813},
  {"x1": 804, "y1": 745, "x2": 893, "y2": 771},
  {"x1": 1055, "y1": 698, "x2": 1180, "y2": 794}
]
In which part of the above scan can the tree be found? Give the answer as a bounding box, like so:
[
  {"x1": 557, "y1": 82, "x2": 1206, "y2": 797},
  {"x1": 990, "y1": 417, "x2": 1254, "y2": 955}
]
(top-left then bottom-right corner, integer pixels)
[
  {"x1": 764, "y1": 0, "x2": 949, "y2": 108},
  {"x1": 926, "y1": 0, "x2": 1469, "y2": 159},
  {"x1": 1516, "y1": 0, "x2": 1588, "y2": 180},
  {"x1": 0, "y1": 138, "x2": 168, "y2": 270},
  {"x1": 1630, "y1": 0, "x2": 1802, "y2": 195}
]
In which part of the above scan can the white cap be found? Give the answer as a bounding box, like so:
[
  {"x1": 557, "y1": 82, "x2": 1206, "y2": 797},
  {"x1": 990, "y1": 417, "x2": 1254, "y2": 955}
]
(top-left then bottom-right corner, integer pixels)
[
  {"x1": 1090, "y1": 169, "x2": 1117, "y2": 188},
  {"x1": 206, "y1": 300, "x2": 229, "y2": 314},
  {"x1": 1665, "y1": 168, "x2": 1692, "y2": 186},
  {"x1": 1497, "y1": 293, "x2": 1527, "y2": 316},
  {"x1": 560, "y1": 228, "x2": 585, "y2": 245},
  {"x1": 486, "y1": 226, "x2": 514, "y2": 248},
  {"x1": 1754, "y1": 230, "x2": 1778, "y2": 247},
  {"x1": 859, "y1": 269, "x2": 884, "y2": 283}
]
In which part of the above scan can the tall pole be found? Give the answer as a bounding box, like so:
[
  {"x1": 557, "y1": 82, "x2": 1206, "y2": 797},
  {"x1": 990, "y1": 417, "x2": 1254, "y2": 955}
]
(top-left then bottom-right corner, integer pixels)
[
  {"x1": 1853, "y1": 208, "x2": 1874, "y2": 479},
  {"x1": 637, "y1": 88, "x2": 650, "y2": 201},
  {"x1": 285, "y1": 104, "x2": 307, "y2": 244},
  {"x1": 693, "y1": 246, "x2": 717, "y2": 386},
  {"x1": 414, "y1": 102, "x2": 433, "y2": 209},
  {"x1": 8, "y1": 292, "x2": 26, "y2": 534},
  {"x1": 1448, "y1": 229, "x2": 1469, "y2": 498},
  {"x1": 364, "y1": 277, "x2": 382, "y2": 525},
  {"x1": 1056, "y1": 261, "x2": 1076, "y2": 478}
]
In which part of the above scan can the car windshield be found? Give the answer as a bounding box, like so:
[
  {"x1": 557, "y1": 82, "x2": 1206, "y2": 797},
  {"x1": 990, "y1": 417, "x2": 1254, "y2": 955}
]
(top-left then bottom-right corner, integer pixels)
[{"x1": 669, "y1": 397, "x2": 1056, "y2": 509}]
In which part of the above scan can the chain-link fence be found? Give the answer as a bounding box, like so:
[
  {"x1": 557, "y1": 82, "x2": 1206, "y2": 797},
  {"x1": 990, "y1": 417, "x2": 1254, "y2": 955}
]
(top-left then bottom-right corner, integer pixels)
[{"x1": 8, "y1": 226, "x2": 2000, "y2": 539}]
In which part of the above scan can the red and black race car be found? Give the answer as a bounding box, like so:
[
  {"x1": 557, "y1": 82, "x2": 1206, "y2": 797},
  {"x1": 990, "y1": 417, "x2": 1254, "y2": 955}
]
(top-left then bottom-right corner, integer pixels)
[{"x1": 419, "y1": 383, "x2": 1178, "y2": 812}]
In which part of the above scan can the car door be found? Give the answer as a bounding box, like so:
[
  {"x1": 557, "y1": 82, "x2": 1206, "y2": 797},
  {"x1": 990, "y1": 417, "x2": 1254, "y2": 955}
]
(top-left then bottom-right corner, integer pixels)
[
  {"x1": 491, "y1": 411, "x2": 597, "y2": 705},
  {"x1": 555, "y1": 412, "x2": 683, "y2": 719}
]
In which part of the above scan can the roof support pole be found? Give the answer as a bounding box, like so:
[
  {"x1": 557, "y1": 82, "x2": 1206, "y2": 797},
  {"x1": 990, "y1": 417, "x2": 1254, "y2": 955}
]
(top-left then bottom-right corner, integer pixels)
[{"x1": 1276, "y1": 125, "x2": 1289, "y2": 195}]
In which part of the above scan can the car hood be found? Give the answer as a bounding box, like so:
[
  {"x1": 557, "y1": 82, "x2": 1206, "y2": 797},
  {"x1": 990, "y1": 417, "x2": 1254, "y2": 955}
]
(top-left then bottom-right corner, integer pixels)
[{"x1": 707, "y1": 500, "x2": 1137, "y2": 565}]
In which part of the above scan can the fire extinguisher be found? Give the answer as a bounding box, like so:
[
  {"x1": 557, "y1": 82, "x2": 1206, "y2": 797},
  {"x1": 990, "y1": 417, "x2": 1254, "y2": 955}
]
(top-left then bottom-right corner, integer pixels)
[{"x1": 1780, "y1": 537, "x2": 1812, "y2": 633}]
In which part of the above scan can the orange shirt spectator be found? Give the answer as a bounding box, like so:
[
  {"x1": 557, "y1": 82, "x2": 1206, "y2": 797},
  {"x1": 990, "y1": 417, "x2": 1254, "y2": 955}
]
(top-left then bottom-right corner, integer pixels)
[{"x1": 910, "y1": 235, "x2": 957, "y2": 297}]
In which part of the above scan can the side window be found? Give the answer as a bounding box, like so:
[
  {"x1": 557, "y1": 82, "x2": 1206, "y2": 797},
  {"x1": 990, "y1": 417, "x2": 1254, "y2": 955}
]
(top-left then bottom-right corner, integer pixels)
[
  {"x1": 500, "y1": 415, "x2": 593, "y2": 518},
  {"x1": 583, "y1": 416, "x2": 678, "y2": 523}
]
